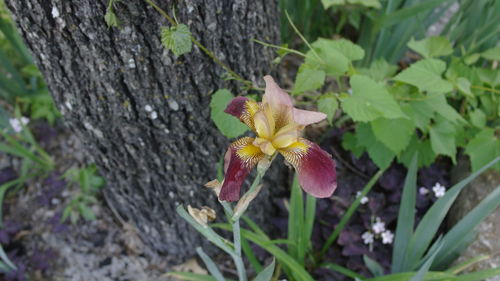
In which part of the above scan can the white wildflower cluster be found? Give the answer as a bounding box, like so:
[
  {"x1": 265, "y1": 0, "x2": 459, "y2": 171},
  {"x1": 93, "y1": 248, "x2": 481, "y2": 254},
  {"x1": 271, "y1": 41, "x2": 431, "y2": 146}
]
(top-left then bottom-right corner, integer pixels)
[
  {"x1": 9, "y1": 117, "x2": 29, "y2": 133},
  {"x1": 419, "y1": 182, "x2": 446, "y2": 198},
  {"x1": 355, "y1": 191, "x2": 369, "y2": 205},
  {"x1": 362, "y1": 217, "x2": 394, "y2": 248}
]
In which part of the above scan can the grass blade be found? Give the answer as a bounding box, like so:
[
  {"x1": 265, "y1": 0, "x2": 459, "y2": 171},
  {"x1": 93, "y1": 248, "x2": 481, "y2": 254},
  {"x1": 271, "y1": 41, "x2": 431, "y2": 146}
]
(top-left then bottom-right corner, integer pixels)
[
  {"x1": 252, "y1": 259, "x2": 275, "y2": 281},
  {"x1": 392, "y1": 153, "x2": 418, "y2": 273},
  {"x1": 288, "y1": 174, "x2": 304, "y2": 262},
  {"x1": 241, "y1": 235, "x2": 263, "y2": 274},
  {"x1": 321, "y1": 263, "x2": 366, "y2": 280},
  {"x1": 364, "y1": 255, "x2": 385, "y2": 277},
  {"x1": 405, "y1": 157, "x2": 500, "y2": 269},
  {"x1": 432, "y1": 185, "x2": 500, "y2": 269},
  {"x1": 213, "y1": 224, "x2": 315, "y2": 281},
  {"x1": 196, "y1": 247, "x2": 225, "y2": 281},
  {"x1": 409, "y1": 242, "x2": 443, "y2": 281}
]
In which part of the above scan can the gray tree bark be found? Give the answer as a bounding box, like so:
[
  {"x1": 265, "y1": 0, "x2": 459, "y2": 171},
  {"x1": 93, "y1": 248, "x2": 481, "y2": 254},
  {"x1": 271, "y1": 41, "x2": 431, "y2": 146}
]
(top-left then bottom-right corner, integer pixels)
[{"x1": 5, "y1": 0, "x2": 281, "y2": 260}]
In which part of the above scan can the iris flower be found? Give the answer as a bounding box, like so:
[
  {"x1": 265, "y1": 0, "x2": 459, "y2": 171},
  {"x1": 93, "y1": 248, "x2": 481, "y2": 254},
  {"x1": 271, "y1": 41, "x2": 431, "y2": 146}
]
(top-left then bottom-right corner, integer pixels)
[{"x1": 220, "y1": 76, "x2": 337, "y2": 202}]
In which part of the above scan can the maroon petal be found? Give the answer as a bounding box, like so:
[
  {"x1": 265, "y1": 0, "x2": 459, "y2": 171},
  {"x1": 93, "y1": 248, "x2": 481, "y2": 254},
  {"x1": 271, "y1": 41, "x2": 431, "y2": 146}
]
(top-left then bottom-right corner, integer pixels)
[
  {"x1": 225, "y1": 96, "x2": 249, "y2": 118},
  {"x1": 219, "y1": 137, "x2": 265, "y2": 202},
  {"x1": 279, "y1": 138, "x2": 337, "y2": 198}
]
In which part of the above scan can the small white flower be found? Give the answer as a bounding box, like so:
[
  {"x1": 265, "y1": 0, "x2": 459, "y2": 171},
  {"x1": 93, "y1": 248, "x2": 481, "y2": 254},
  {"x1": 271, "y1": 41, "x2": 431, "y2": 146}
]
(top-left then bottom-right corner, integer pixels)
[
  {"x1": 432, "y1": 183, "x2": 446, "y2": 198},
  {"x1": 372, "y1": 217, "x2": 386, "y2": 234},
  {"x1": 361, "y1": 231, "x2": 374, "y2": 245},
  {"x1": 419, "y1": 187, "x2": 429, "y2": 195},
  {"x1": 144, "y1": 105, "x2": 153, "y2": 112},
  {"x1": 381, "y1": 230, "x2": 394, "y2": 244},
  {"x1": 356, "y1": 191, "x2": 369, "y2": 205},
  {"x1": 9, "y1": 117, "x2": 29, "y2": 133},
  {"x1": 150, "y1": 111, "x2": 158, "y2": 120},
  {"x1": 51, "y1": 6, "x2": 60, "y2": 18}
]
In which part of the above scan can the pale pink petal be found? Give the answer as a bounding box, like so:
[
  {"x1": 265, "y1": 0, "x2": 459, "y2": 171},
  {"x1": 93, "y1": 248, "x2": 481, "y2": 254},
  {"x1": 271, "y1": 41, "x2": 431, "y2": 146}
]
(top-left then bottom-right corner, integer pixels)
[
  {"x1": 292, "y1": 108, "x2": 327, "y2": 126},
  {"x1": 279, "y1": 139, "x2": 337, "y2": 198},
  {"x1": 263, "y1": 75, "x2": 293, "y2": 110}
]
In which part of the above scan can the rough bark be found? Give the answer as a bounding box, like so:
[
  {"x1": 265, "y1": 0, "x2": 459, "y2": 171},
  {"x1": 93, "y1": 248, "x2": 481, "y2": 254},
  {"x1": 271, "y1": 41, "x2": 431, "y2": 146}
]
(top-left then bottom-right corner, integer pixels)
[{"x1": 5, "y1": 0, "x2": 281, "y2": 260}]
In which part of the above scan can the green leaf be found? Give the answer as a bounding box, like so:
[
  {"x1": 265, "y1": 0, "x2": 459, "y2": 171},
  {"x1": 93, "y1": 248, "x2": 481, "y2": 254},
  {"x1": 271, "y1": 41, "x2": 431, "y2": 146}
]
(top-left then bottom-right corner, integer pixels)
[
  {"x1": 213, "y1": 225, "x2": 315, "y2": 281},
  {"x1": 392, "y1": 154, "x2": 418, "y2": 273},
  {"x1": 481, "y1": 46, "x2": 500, "y2": 61},
  {"x1": 408, "y1": 36, "x2": 453, "y2": 58},
  {"x1": 78, "y1": 203, "x2": 96, "y2": 221},
  {"x1": 371, "y1": 117, "x2": 415, "y2": 155},
  {"x1": 477, "y1": 68, "x2": 500, "y2": 87},
  {"x1": 408, "y1": 242, "x2": 443, "y2": 281},
  {"x1": 456, "y1": 77, "x2": 473, "y2": 97},
  {"x1": 413, "y1": 92, "x2": 464, "y2": 124},
  {"x1": 469, "y1": 109, "x2": 486, "y2": 128},
  {"x1": 364, "y1": 255, "x2": 384, "y2": 277},
  {"x1": 161, "y1": 24, "x2": 192, "y2": 56},
  {"x1": 304, "y1": 38, "x2": 349, "y2": 77},
  {"x1": 342, "y1": 131, "x2": 364, "y2": 158},
  {"x1": 359, "y1": 59, "x2": 398, "y2": 82},
  {"x1": 252, "y1": 259, "x2": 275, "y2": 281},
  {"x1": 292, "y1": 68, "x2": 325, "y2": 94},
  {"x1": 323, "y1": 38, "x2": 365, "y2": 61},
  {"x1": 104, "y1": 8, "x2": 120, "y2": 28},
  {"x1": 357, "y1": 123, "x2": 396, "y2": 169},
  {"x1": 342, "y1": 75, "x2": 405, "y2": 122},
  {"x1": 429, "y1": 118, "x2": 456, "y2": 162},
  {"x1": 209, "y1": 89, "x2": 248, "y2": 138},
  {"x1": 398, "y1": 136, "x2": 435, "y2": 168},
  {"x1": 394, "y1": 59, "x2": 453, "y2": 93},
  {"x1": 432, "y1": 186, "x2": 500, "y2": 269},
  {"x1": 465, "y1": 128, "x2": 500, "y2": 172},
  {"x1": 321, "y1": 263, "x2": 366, "y2": 280},
  {"x1": 317, "y1": 93, "x2": 338, "y2": 125}
]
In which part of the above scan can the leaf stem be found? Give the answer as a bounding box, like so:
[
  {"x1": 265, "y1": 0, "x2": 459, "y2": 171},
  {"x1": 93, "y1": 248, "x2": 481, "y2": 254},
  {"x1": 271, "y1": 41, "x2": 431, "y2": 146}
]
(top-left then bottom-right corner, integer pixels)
[
  {"x1": 471, "y1": 85, "x2": 500, "y2": 94},
  {"x1": 253, "y1": 39, "x2": 307, "y2": 57},
  {"x1": 285, "y1": 11, "x2": 323, "y2": 63}
]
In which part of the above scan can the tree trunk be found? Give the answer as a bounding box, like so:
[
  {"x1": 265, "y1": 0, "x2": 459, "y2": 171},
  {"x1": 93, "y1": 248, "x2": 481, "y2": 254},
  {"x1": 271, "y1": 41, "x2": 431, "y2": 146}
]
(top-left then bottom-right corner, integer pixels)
[{"x1": 5, "y1": 0, "x2": 280, "y2": 260}]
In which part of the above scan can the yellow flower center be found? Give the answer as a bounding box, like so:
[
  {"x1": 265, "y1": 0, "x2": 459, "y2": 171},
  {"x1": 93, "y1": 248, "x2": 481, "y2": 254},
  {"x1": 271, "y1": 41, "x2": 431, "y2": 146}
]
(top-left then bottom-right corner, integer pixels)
[{"x1": 252, "y1": 104, "x2": 300, "y2": 156}]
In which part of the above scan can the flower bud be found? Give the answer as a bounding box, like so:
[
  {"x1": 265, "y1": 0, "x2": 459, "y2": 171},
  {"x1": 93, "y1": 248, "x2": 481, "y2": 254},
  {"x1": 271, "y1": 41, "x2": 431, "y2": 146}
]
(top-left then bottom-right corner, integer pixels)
[{"x1": 187, "y1": 205, "x2": 216, "y2": 227}]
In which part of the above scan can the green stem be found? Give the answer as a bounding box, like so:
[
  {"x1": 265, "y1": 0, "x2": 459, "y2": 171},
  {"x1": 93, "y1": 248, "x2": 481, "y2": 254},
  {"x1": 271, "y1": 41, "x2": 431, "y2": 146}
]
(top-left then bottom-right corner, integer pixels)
[
  {"x1": 284, "y1": 11, "x2": 323, "y2": 63},
  {"x1": 145, "y1": 0, "x2": 176, "y2": 25},
  {"x1": 231, "y1": 220, "x2": 247, "y2": 281},
  {"x1": 253, "y1": 39, "x2": 307, "y2": 58},
  {"x1": 471, "y1": 85, "x2": 500, "y2": 94}
]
